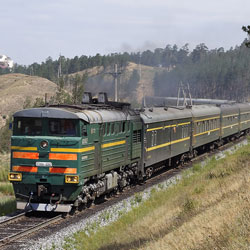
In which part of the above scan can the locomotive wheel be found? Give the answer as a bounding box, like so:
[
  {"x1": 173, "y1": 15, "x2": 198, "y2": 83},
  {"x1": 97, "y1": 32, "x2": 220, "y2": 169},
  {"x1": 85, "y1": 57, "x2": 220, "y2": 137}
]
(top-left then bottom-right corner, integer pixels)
[
  {"x1": 86, "y1": 200, "x2": 93, "y2": 208},
  {"x1": 78, "y1": 203, "x2": 86, "y2": 211},
  {"x1": 69, "y1": 206, "x2": 77, "y2": 215}
]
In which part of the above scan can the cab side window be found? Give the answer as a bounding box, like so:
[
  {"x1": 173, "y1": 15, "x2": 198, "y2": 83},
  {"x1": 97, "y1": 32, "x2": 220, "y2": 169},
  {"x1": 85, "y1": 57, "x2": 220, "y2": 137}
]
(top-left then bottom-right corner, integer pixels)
[
  {"x1": 103, "y1": 123, "x2": 106, "y2": 136},
  {"x1": 107, "y1": 123, "x2": 110, "y2": 135},
  {"x1": 122, "y1": 122, "x2": 126, "y2": 132},
  {"x1": 81, "y1": 124, "x2": 87, "y2": 136}
]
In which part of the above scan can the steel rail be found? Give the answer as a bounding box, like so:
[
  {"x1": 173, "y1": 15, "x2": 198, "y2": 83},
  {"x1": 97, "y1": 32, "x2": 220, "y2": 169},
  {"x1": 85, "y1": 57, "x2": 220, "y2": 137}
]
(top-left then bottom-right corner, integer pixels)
[
  {"x1": 0, "y1": 214, "x2": 62, "y2": 248},
  {"x1": 0, "y1": 212, "x2": 27, "y2": 227}
]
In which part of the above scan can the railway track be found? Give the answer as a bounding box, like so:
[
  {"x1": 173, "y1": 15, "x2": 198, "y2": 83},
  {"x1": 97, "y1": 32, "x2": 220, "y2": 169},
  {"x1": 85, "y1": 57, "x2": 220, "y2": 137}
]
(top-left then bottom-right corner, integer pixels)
[
  {"x1": 0, "y1": 137, "x2": 247, "y2": 250},
  {"x1": 0, "y1": 211, "x2": 62, "y2": 249}
]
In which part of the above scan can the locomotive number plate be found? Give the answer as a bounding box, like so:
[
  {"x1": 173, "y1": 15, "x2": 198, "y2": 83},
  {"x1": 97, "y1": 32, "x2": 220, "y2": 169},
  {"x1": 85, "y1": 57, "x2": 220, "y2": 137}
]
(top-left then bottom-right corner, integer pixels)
[{"x1": 36, "y1": 162, "x2": 52, "y2": 167}]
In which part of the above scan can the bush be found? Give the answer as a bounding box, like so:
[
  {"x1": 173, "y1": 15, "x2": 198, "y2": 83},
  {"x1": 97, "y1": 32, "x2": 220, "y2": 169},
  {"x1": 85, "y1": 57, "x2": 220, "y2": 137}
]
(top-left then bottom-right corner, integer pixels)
[
  {"x1": 0, "y1": 183, "x2": 14, "y2": 195},
  {"x1": 0, "y1": 197, "x2": 16, "y2": 216},
  {"x1": 0, "y1": 117, "x2": 12, "y2": 153}
]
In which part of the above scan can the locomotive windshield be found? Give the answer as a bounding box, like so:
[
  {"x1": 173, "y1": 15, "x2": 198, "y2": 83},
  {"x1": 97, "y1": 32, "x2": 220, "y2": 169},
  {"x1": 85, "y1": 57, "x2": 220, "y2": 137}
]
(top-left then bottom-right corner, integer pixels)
[
  {"x1": 13, "y1": 117, "x2": 78, "y2": 136},
  {"x1": 14, "y1": 118, "x2": 42, "y2": 136},
  {"x1": 48, "y1": 119, "x2": 76, "y2": 136}
]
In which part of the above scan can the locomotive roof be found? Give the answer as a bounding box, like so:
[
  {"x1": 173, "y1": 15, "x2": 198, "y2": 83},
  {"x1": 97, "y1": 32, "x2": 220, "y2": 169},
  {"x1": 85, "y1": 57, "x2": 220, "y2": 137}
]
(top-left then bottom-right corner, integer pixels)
[{"x1": 13, "y1": 107, "x2": 139, "y2": 124}]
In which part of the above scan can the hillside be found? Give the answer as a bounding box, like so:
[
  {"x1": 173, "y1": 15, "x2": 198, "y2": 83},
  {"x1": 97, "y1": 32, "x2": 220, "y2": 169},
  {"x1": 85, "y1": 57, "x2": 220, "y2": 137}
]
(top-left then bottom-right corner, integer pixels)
[
  {"x1": 0, "y1": 73, "x2": 57, "y2": 128},
  {"x1": 0, "y1": 63, "x2": 162, "y2": 130},
  {"x1": 68, "y1": 62, "x2": 165, "y2": 105}
]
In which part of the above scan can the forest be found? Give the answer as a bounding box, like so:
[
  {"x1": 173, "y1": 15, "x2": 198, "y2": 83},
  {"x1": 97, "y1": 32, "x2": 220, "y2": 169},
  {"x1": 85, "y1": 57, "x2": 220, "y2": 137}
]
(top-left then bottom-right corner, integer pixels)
[{"x1": 1, "y1": 39, "x2": 250, "y2": 102}]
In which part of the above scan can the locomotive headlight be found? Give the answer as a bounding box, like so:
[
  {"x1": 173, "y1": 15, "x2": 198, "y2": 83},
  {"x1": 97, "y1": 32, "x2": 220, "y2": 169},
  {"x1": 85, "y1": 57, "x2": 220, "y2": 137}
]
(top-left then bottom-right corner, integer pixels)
[
  {"x1": 40, "y1": 140, "x2": 48, "y2": 149},
  {"x1": 65, "y1": 175, "x2": 79, "y2": 184},
  {"x1": 8, "y1": 172, "x2": 22, "y2": 181}
]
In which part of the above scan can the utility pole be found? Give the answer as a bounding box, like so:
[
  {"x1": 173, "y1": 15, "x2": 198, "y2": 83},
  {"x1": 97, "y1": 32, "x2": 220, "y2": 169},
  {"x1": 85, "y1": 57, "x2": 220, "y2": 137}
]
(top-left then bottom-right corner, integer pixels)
[{"x1": 107, "y1": 64, "x2": 121, "y2": 101}]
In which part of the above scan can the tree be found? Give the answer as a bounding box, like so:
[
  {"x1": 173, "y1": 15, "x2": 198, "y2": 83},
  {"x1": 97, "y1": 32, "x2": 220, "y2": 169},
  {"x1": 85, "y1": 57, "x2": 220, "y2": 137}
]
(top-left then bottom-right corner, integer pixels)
[
  {"x1": 128, "y1": 69, "x2": 140, "y2": 93},
  {"x1": 191, "y1": 43, "x2": 208, "y2": 63},
  {"x1": 242, "y1": 25, "x2": 250, "y2": 47},
  {"x1": 72, "y1": 73, "x2": 88, "y2": 104}
]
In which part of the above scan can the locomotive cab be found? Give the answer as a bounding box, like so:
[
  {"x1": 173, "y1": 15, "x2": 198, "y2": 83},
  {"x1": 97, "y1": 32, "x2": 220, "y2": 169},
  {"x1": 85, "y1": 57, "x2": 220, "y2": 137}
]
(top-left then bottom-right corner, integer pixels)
[{"x1": 9, "y1": 108, "x2": 85, "y2": 212}]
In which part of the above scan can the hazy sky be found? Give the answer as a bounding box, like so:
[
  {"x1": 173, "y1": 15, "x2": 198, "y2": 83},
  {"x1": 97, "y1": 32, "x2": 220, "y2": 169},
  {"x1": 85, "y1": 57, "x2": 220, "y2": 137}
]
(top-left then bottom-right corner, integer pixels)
[{"x1": 1, "y1": 0, "x2": 249, "y2": 65}]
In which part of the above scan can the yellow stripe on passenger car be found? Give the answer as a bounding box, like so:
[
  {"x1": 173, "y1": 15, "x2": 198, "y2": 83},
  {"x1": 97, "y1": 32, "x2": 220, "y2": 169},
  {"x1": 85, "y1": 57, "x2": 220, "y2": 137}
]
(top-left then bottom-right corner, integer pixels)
[
  {"x1": 51, "y1": 146, "x2": 95, "y2": 153},
  {"x1": 222, "y1": 113, "x2": 238, "y2": 118},
  {"x1": 195, "y1": 116, "x2": 220, "y2": 123},
  {"x1": 240, "y1": 119, "x2": 250, "y2": 124},
  {"x1": 177, "y1": 122, "x2": 191, "y2": 126},
  {"x1": 102, "y1": 140, "x2": 126, "y2": 148},
  {"x1": 147, "y1": 127, "x2": 164, "y2": 132},
  {"x1": 147, "y1": 122, "x2": 190, "y2": 132},
  {"x1": 240, "y1": 111, "x2": 250, "y2": 115},
  {"x1": 146, "y1": 137, "x2": 190, "y2": 152},
  {"x1": 222, "y1": 123, "x2": 239, "y2": 129},
  {"x1": 11, "y1": 146, "x2": 37, "y2": 151},
  {"x1": 194, "y1": 128, "x2": 220, "y2": 137}
]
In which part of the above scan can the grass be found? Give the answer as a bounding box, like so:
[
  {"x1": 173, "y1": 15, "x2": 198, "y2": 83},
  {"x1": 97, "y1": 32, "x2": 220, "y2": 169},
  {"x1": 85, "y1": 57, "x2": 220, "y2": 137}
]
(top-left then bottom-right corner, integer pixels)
[
  {"x1": 0, "y1": 153, "x2": 15, "y2": 215},
  {"x1": 0, "y1": 195, "x2": 16, "y2": 216},
  {"x1": 64, "y1": 144, "x2": 250, "y2": 250},
  {"x1": 0, "y1": 153, "x2": 10, "y2": 182},
  {"x1": 0, "y1": 182, "x2": 14, "y2": 195}
]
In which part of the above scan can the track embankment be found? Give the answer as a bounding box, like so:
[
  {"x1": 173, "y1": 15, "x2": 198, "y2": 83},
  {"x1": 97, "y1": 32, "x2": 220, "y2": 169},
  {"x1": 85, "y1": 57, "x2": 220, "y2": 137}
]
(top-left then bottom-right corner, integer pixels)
[{"x1": 65, "y1": 141, "x2": 250, "y2": 250}]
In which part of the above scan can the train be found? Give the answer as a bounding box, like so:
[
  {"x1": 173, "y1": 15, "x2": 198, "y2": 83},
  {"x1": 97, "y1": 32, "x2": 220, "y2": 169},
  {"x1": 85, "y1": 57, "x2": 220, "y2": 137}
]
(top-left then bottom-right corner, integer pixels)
[{"x1": 8, "y1": 92, "x2": 250, "y2": 212}]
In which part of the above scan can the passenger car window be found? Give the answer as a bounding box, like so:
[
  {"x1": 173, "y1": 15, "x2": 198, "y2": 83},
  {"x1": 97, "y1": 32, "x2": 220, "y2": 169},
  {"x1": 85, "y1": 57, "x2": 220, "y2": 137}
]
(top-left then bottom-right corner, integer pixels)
[
  {"x1": 111, "y1": 123, "x2": 115, "y2": 134},
  {"x1": 107, "y1": 123, "x2": 110, "y2": 135}
]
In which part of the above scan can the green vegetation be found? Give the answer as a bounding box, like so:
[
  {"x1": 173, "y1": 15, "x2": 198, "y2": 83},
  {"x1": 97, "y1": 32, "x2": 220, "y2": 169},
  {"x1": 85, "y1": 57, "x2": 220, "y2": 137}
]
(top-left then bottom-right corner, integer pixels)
[
  {"x1": 0, "y1": 196, "x2": 16, "y2": 216},
  {"x1": 0, "y1": 154, "x2": 10, "y2": 181},
  {"x1": 0, "y1": 153, "x2": 15, "y2": 215},
  {"x1": 0, "y1": 182, "x2": 14, "y2": 196},
  {"x1": 0, "y1": 117, "x2": 12, "y2": 153},
  {"x1": 242, "y1": 25, "x2": 250, "y2": 47},
  {"x1": 1, "y1": 36, "x2": 250, "y2": 102},
  {"x1": 153, "y1": 42, "x2": 250, "y2": 101},
  {"x1": 64, "y1": 144, "x2": 250, "y2": 250}
]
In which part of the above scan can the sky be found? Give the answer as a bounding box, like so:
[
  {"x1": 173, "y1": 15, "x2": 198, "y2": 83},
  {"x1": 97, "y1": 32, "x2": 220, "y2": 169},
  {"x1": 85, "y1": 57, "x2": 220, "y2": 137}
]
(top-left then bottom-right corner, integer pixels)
[{"x1": 0, "y1": 0, "x2": 249, "y2": 65}]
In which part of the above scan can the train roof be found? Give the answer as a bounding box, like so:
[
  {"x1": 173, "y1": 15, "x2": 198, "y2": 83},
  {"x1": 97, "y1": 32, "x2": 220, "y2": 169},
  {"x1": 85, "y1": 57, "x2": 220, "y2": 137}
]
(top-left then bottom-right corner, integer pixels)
[
  {"x1": 220, "y1": 104, "x2": 239, "y2": 115},
  {"x1": 13, "y1": 107, "x2": 139, "y2": 124},
  {"x1": 140, "y1": 107, "x2": 192, "y2": 124},
  {"x1": 191, "y1": 105, "x2": 221, "y2": 118},
  {"x1": 237, "y1": 103, "x2": 250, "y2": 113}
]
